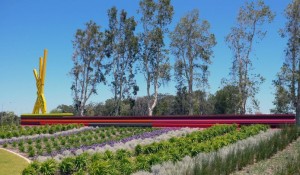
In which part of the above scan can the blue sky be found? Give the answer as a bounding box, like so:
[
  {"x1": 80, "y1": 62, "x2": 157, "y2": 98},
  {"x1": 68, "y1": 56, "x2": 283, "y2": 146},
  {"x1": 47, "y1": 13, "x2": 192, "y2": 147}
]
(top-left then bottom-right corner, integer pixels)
[{"x1": 0, "y1": 0, "x2": 290, "y2": 115}]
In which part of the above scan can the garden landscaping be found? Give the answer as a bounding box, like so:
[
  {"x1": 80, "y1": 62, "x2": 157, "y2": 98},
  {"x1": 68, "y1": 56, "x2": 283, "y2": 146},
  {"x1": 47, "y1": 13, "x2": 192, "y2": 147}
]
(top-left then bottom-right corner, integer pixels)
[{"x1": 0, "y1": 124, "x2": 299, "y2": 175}]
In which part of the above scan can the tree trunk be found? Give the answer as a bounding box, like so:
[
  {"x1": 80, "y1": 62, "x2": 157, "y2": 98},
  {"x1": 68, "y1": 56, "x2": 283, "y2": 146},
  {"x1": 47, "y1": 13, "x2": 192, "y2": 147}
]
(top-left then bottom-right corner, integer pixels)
[
  {"x1": 296, "y1": 102, "x2": 300, "y2": 126},
  {"x1": 188, "y1": 83, "x2": 193, "y2": 115},
  {"x1": 148, "y1": 79, "x2": 158, "y2": 116},
  {"x1": 80, "y1": 105, "x2": 84, "y2": 116},
  {"x1": 188, "y1": 56, "x2": 193, "y2": 116},
  {"x1": 241, "y1": 98, "x2": 246, "y2": 114},
  {"x1": 146, "y1": 71, "x2": 152, "y2": 116}
]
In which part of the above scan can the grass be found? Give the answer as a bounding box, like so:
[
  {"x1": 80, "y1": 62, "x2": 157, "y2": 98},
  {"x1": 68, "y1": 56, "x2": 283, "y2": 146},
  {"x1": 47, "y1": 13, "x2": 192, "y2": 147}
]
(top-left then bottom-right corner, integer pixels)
[{"x1": 0, "y1": 148, "x2": 29, "y2": 175}]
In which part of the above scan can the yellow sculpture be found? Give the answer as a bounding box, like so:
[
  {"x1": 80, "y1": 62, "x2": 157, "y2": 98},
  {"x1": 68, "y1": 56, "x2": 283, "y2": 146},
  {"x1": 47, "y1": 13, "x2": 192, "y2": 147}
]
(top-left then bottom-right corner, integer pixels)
[{"x1": 32, "y1": 49, "x2": 48, "y2": 114}]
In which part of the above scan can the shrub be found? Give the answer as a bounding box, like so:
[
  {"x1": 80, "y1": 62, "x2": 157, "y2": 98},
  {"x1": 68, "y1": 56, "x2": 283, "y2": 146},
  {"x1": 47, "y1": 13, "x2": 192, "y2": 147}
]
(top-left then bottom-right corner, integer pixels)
[
  {"x1": 59, "y1": 157, "x2": 75, "y2": 175},
  {"x1": 88, "y1": 160, "x2": 112, "y2": 175},
  {"x1": 39, "y1": 159, "x2": 58, "y2": 175},
  {"x1": 28, "y1": 149, "x2": 35, "y2": 157}
]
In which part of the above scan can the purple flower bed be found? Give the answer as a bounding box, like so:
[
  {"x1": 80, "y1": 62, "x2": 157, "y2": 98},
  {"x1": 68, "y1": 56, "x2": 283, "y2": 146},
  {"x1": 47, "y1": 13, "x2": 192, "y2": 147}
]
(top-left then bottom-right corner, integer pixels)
[{"x1": 44, "y1": 128, "x2": 179, "y2": 158}]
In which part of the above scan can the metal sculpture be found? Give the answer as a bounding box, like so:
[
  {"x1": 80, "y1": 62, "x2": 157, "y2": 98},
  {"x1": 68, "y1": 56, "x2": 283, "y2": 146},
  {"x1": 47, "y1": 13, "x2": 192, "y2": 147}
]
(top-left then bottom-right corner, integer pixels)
[{"x1": 32, "y1": 49, "x2": 48, "y2": 114}]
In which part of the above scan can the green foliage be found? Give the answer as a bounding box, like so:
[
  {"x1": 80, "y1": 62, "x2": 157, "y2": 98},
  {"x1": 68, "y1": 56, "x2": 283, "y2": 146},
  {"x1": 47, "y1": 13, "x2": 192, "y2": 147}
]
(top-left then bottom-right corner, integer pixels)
[
  {"x1": 39, "y1": 159, "x2": 58, "y2": 175},
  {"x1": 170, "y1": 9, "x2": 216, "y2": 115},
  {"x1": 271, "y1": 64, "x2": 295, "y2": 114},
  {"x1": 0, "y1": 124, "x2": 81, "y2": 139},
  {"x1": 214, "y1": 85, "x2": 239, "y2": 114},
  {"x1": 193, "y1": 125, "x2": 300, "y2": 175},
  {"x1": 70, "y1": 20, "x2": 107, "y2": 116},
  {"x1": 22, "y1": 161, "x2": 40, "y2": 175},
  {"x1": 105, "y1": 6, "x2": 139, "y2": 116},
  {"x1": 139, "y1": 0, "x2": 174, "y2": 116},
  {"x1": 225, "y1": 0, "x2": 275, "y2": 114},
  {"x1": 88, "y1": 160, "x2": 112, "y2": 175},
  {"x1": 50, "y1": 104, "x2": 75, "y2": 114},
  {"x1": 0, "y1": 111, "x2": 19, "y2": 126},
  {"x1": 272, "y1": 0, "x2": 299, "y2": 125},
  {"x1": 3, "y1": 127, "x2": 156, "y2": 158},
  {"x1": 59, "y1": 157, "x2": 75, "y2": 175},
  {"x1": 21, "y1": 124, "x2": 272, "y2": 175}
]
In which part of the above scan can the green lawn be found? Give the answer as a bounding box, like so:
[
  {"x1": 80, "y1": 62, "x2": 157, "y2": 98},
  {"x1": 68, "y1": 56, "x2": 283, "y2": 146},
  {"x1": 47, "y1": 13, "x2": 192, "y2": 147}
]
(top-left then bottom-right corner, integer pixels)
[{"x1": 0, "y1": 149, "x2": 29, "y2": 175}]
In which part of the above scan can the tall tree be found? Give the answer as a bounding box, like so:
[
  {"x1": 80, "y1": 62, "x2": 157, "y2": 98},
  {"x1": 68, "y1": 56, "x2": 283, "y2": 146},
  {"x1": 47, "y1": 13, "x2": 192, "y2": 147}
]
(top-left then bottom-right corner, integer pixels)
[
  {"x1": 271, "y1": 75, "x2": 295, "y2": 114},
  {"x1": 173, "y1": 86, "x2": 189, "y2": 115},
  {"x1": 105, "y1": 7, "x2": 139, "y2": 116},
  {"x1": 275, "y1": 0, "x2": 300, "y2": 123},
  {"x1": 70, "y1": 21, "x2": 106, "y2": 116},
  {"x1": 170, "y1": 9, "x2": 216, "y2": 115},
  {"x1": 192, "y1": 90, "x2": 214, "y2": 115},
  {"x1": 214, "y1": 85, "x2": 239, "y2": 114},
  {"x1": 225, "y1": 0, "x2": 274, "y2": 114},
  {"x1": 139, "y1": 0, "x2": 174, "y2": 116}
]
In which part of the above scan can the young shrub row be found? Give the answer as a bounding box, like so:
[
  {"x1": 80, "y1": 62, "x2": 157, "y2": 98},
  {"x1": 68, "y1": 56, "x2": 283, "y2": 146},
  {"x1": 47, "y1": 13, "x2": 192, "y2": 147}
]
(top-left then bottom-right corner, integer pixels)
[
  {"x1": 7, "y1": 127, "x2": 155, "y2": 158},
  {"x1": 22, "y1": 124, "x2": 268, "y2": 175},
  {"x1": 192, "y1": 125, "x2": 299, "y2": 175},
  {"x1": 0, "y1": 124, "x2": 83, "y2": 139}
]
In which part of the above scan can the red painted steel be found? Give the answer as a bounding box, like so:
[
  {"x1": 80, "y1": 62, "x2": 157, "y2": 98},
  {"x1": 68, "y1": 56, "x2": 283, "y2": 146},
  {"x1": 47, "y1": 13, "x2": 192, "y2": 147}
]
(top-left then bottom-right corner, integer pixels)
[{"x1": 20, "y1": 114, "x2": 296, "y2": 127}]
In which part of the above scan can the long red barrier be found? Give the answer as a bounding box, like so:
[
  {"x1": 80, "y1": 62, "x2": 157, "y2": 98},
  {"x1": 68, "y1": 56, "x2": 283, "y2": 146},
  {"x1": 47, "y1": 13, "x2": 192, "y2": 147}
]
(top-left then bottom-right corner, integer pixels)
[{"x1": 20, "y1": 114, "x2": 296, "y2": 128}]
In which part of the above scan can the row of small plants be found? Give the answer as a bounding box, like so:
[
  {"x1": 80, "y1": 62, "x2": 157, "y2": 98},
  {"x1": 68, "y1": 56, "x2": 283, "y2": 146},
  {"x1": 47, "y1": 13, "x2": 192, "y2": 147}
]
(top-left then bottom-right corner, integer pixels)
[
  {"x1": 46, "y1": 127, "x2": 180, "y2": 160},
  {"x1": 275, "y1": 139, "x2": 300, "y2": 175},
  {"x1": 2, "y1": 127, "x2": 156, "y2": 158},
  {"x1": 0, "y1": 124, "x2": 83, "y2": 139},
  {"x1": 192, "y1": 125, "x2": 300, "y2": 175},
  {"x1": 22, "y1": 124, "x2": 268, "y2": 175}
]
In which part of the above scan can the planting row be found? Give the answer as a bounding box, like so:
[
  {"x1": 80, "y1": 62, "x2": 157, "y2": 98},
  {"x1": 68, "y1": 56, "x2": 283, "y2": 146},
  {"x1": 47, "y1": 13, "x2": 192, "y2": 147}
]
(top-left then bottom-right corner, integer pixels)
[
  {"x1": 0, "y1": 126, "x2": 96, "y2": 145},
  {"x1": 2, "y1": 127, "x2": 156, "y2": 158},
  {"x1": 0, "y1": 124, "x2": 83, "y2": 139},
  {"x1": 140, "y1": 125, "x2": 300, "y2": 175},
  {"x1": 22, "y1": 124, "x2": 269, "y2": 175},
  {"x1": 40, "y1": 127, "x2": 196, "y2": 161}
]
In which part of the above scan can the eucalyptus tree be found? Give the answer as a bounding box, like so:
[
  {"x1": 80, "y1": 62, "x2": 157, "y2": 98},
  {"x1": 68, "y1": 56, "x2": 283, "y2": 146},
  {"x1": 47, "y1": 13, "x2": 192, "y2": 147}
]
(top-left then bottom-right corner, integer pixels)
[
  {"x1": 138, "y1": 0, "x2": 174, "y2": 116},
  {"x1": 70, "y1": 21, "x2": 106, "y2": 116},
  {"x1": 105, "y1": 7, "x2": 139, "y2": 116},
  {"x1": 273, "y1": 0, "x2": 299, "y2": 123},
  {"x1": 271, "y1": 66, "x2": 295, "y2": 114},
  {"x1": 170, "y1": 9, "x2": 216, "y2": 115},
  {"x1": 225, "y1": 0, "x2": 274, "y2": 114}
]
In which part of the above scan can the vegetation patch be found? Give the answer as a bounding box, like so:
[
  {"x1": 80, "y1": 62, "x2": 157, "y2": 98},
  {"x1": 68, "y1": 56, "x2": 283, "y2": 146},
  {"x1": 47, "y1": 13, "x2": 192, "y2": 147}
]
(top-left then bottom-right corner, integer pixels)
[
  {"x1": 232, "y1": 126, "x2": 300, "y2": 175},
  {"x1": 0, "y1": 124, "x2": 83, "y2": 139},
  {"x1": 22, "y1": 124, "x2": 269, "y2": 175}
]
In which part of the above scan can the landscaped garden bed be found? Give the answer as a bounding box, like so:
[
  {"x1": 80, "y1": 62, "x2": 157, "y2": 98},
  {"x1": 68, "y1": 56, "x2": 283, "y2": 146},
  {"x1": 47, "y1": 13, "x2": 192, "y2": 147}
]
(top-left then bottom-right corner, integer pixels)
[
  {"x1": 20, "y1": 124, "x2": 280, "y2": 175},
  {"x1": 1, "y1": 124, "x2": 298, "y2": 175},
  {"x1": 0, "y1": 124, "x2": 84, "y2": 139},
  {"x1": 1, "y1": 126, "x2": 157, "y2": 159}
]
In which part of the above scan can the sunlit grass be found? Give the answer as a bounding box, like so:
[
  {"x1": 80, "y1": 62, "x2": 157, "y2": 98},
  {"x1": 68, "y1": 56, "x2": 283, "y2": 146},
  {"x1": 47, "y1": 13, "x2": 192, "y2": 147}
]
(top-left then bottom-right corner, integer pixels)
[{"x1": 0, "y1": 148, "x2": 29, "y2": 175}]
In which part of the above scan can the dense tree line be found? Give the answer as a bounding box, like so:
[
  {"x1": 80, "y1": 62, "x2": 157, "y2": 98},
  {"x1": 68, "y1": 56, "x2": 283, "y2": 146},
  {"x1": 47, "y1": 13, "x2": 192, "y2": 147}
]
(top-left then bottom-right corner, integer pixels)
[
  {"x1": 52, "y1": 85, "x2": 239, "y2": 116},
  {"x1": 69, "y1": 0, "x2": 299, "y2": 125},
  {"x1": 0, "y1": 112, "x2": 19, "y2": 126}
]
